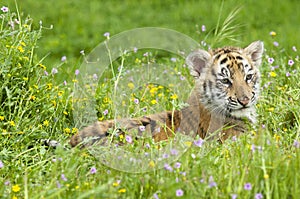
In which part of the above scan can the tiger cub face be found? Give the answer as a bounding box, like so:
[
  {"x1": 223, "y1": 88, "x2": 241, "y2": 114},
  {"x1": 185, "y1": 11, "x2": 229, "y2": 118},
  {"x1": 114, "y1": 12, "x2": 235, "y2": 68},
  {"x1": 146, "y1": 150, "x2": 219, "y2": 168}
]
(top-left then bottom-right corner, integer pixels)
[{"x1": 186, "y1": 41, "x2": 264, "y2": 122}]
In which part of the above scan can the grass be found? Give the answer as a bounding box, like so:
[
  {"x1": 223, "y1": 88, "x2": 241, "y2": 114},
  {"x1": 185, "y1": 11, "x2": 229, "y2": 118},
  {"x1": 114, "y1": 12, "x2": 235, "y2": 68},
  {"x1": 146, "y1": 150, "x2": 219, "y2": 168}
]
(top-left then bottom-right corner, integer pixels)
[{"x1": 0, "y1": 1, "x2": 300, "y2": 198}]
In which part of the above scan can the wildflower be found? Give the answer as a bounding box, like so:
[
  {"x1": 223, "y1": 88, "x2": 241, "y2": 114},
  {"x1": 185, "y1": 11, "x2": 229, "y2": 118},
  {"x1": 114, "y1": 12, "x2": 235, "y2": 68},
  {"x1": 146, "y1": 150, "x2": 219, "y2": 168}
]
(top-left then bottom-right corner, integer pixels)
[
  {"x1": 153, "y1": 193, "x2": 159, "y2": 199},
  {"x1": 9, "y1": 121, "x2": 16, "y2": 126},
  {"x1": 255, "y1": 193, "x2": 263, "y2": 199},
  {"x1": 269, "y1": 71, "x2": 277, "y2": 77},
  {"x1": 103, "y1": 32, "x2": 110, "y2": 39},
  {"x1": 151, "y1": 99, "x2": 157, "y2": 105},
  {"x1": 194, "y1": 138, "x2": 204, "y2": 147},
  {"x1": 44, "y1": 71, "x2": 49, "y2": 76},
  {"x1": 164, "y1": 163, "x2": 173, "y2": 172},
  {"x1": 128, "y1": 82, "x2": 135, "y2": 89},
  {"x1": 209, "y1": 176, "x2": 217, "y2": 188},
  {"x1": 269, "y1": 31, "x2": 276, "y2": 36},
  {"x1": 143, "y1": 52, "x2": 149, "y2": 57},
  {"x1": 63, "y1": 80, "x2": 67, "y2": 85},
  {"x1": 134, "y1": 98, "x2": 139, "y2": 104},
  {"x1": 170, "y1": 94, "x2": 178, "y2": 100},
  {"x1": 264, "y1": 174, "x2": 269, "y2": 179},
  {"x1": 292, "y1": 46, "x2": 297, "y2": 52},
  {"x1": 293, "y1": 140, "x2": 300, "y2": 148},
  {"x1": 103, "y1": 109, "x2": 108, "y2": 116},
  {"x1": 149, "y1": 160, "x2": 155, "y2": 168},
  {"x1": 286, "y1": 72, "x2": 291, "y2": 77},
  {"x1": 80, "y1": 50, "x2": 85, "y2": 55},
  {"x1": 61, "y1": 56, "x2": 67, "y2": 62},
  {"x1": 244, "y1": 183, "x2": 252, "y2": 190},
  {"x1": 51, "y1": 68, "x2": 58, "y2": 75},
  {"x1": 0, "y1": 116, "x2": 4, "y2": 121},
  {"x1": 118, "y1": 188, "x2": 126, "y2": 193},
  {"x1": 113, "y1": 180, "x2": 120, "y2": 187},
  {"x1": 93, "y1": 74, "x2": 98, "y2": 80},
  {"x1": 43, "y1": 120, "x2": 49, "y2": 127},
  {"x1": 174, "y1": 162, "x2": 181, "y2": 169},
  {"x1": 61, "y1": 174, "x2": 67, "y2": 181},
  {"x1": 273, "y1": 41, "x2": 279, "y2": 47},
  {"x1": 201, "y1": 25, "x2": 206, "y2": 32},
  {"x1": 267, "y1": 57, "x2": 274, "y2": 64},
  {"x1": 0, "y1": 160, "x2": 3, "y2": 168},
  {"x1": 162, "y1": 153, "x2": 169, "y2": 159},
  {"x1": 56, "y1": 181, "x2": 61, "y2": 188},
  {"x1": 125, "y1": 135, "x2": 132, "y2": 143},
  {"x1": 139, "y1": 126, "x2": 145, "y2": 132},
  {"x1": 75, "y1": 69, "x2": 80, "y2": 75},
  {"x1": 170, "y1": 149, "x2": 178, "y2": 155},
  {"x1": 90, "y1": 167, "x2": 97, "y2": 174},
  {"x1": 1, "y1": 6, "x2": 9, "y2": 12},
  {"x1": 72, "y1": 128, "x2": 78, "y2": 134},
  {"x1": 12, "y1": 185, "x2": 21, "y2": 192},
  {"x1": 4, "y1": 181, "x2": 10, "y2": 185},
  {"x1": 176, "y1": 189, "x2": 184, "y2": 197},
  {"x1": 231, "y1": 194, "x2": 238, "y2": 199},
  {"x1": 288, "y1": 59, "x2": 294, "y2": 66},
  {"x1": 170, "y1": 57, "x2": 177, "y2": 62},
  {"x1": 23, "y1": 77, "x2": 28, "y2": 81},
  {"x1": 17, "y1": 46, "x2": 25, "y2": 53}
]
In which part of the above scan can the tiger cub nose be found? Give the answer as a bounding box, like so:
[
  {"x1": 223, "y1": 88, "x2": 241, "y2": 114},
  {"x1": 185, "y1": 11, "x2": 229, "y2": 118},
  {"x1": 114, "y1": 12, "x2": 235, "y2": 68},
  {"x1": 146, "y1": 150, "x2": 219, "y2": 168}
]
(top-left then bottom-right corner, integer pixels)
[{"x1": 237, "y1": 96, "x2": 250, "y2": 106}]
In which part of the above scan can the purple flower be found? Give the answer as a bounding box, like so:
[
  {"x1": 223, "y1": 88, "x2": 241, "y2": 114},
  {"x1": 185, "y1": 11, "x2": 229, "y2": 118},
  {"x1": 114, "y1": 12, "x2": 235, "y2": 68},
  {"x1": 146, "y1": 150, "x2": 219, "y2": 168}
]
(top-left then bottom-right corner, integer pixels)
[
  {"x1": 4, "y1": 181, "x2": 10, "y2": 186},
  {"x1": 143, "y1": 52, "x2": 149, "y2": 57},
  {"x1": 56, "y1": 181, "x2": 61, "y2": 188},
  {"x1": 170, "y1": 149, "x2": 178, "y2": 155},
  {"x1": 75, "y1": 69, "x2": 80, "y2": 76},
  {"x1": 139, "y1": 126, "x2": 145, "y2": 132},
  {"x1": 201, "y1": 25, "x2": 206, "y2": 32},
  {"x1": 209, "y1": 176, "x2": 217, "y2": 188},
  {"x1": 288, "y1": 59, "x2": 294, "y2": 66},
  {"x1": 0, "y1": 160, "x2": 4, "y2": 168},
  {"x1": 174, "y1": 162, "x2": 181, "y2": 169},
  {"x1": 104, "y1": 32, "x2": 110, "y2": 38},
  {"x1": 293, "y1": 140, "x2": 300, "y2": 148},
  {"x1": 273, "y1": 41, "x2": 279, "y2": 47},
  {"x1": 63, "y1": 80, "x2": 67, "y2": 86},
  {"x1": 61, "y1": 174, "x2": 67, "y2": 181},
  {"x1": 133, "y1": 47, "x2": 138, "y2": 53},
  {"x1": 286, "y1": 72, "x2": 291, "y2": 77},
  {"x1": 134, "y1": 98, "x2": 139, "y2": 104},
  {"x1": 93, "y1": 74, "x2": 98, "y2": 80},
  {"x1": 194, "y1": 138, "x2": 204, "y2": 147},
  {"x1": 125, "y1": 135, "x2": 132, "y2": 143},
  {"x1": 44, "y1": 70, "x2": 49, "y2": 76},
  {"x1": 164, "y1": 163, "x2": 173, "y2": 172},
  {"x1": 51, "y1": 68, "x2": 58, "y2": 75},
  {"x1": 90, "y1": 167, "x2": 97, "y2": 174},
  {"x1": 145, "y1": 143, "x2": 150, "y2": 148},
  {"x1": 267, "y1": 57, "x2": 274, "y2": 64},
  {"x1": 162, "y1": 153, "x2": 169, "y2": 159},
  {"x1": 170, "y1": 57, "x2": 177, "y2": 62},
  {"x1": 61, "y1": 56, "x2": 67, "y2": 62},
  {"x1": 103, "y1": 109, "x2": 108, "y2": 116},
  {"x1": 180, "y1": 76, "x2": 185, "y2": 81},
  {"x1": 244, "y1": 183, "x2": 252, "y2": 191},
  {"x1": 1, "y1": 6, "x2": 9, "y2": 13},
  {"x1": 153, "y1": 193, "x2": 159, "y2": 199},
  {"x1": 231, "y1": 194, "x2": 238, "y2": 199},
  {"x1": 255, "y1": 193, "x2": 263, "y2": 199},
  {"x1": 176, "y1": 189, "x2": 184, "y2": 197},
  {"x1": 262, "y1": 124, "x2": 266, "y2": 129},
  {"x1": 292, "y1": 46, "x2": 297, "y2": 52}
]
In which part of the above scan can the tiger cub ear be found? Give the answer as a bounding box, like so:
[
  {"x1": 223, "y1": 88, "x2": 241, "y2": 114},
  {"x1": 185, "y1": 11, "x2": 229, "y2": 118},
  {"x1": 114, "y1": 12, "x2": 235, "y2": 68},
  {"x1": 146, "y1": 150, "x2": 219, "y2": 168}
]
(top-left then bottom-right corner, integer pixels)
[
  {"x1": 186, "y1": 49, "x2": 211, "y2": 78},
  {"x1": 244, "y1": 41, "x2": 264, "y2": 67}
]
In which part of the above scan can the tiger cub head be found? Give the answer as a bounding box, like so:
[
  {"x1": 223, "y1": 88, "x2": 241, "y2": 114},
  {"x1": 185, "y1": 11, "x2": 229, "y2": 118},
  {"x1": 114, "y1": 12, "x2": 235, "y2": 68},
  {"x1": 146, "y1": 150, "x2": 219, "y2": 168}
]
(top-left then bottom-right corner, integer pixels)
[{"x1": 186, "y1": 41, "x2": 264, "y2": 122}]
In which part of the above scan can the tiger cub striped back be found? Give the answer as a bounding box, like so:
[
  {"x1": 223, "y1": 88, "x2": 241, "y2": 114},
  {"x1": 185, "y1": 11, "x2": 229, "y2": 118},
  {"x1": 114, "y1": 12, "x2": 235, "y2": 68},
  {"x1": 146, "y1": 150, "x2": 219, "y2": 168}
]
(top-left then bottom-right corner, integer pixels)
[{"x1": 70, "y1": 41, "x2": 264, "y2": 147}]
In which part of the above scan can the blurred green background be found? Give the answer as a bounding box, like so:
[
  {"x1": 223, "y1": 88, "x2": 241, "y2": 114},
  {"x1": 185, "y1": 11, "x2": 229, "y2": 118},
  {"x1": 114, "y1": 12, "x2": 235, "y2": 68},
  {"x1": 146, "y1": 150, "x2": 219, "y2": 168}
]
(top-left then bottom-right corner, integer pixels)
[{"x1": 4, "y1": 0, "x2": 300, "y2": 66}]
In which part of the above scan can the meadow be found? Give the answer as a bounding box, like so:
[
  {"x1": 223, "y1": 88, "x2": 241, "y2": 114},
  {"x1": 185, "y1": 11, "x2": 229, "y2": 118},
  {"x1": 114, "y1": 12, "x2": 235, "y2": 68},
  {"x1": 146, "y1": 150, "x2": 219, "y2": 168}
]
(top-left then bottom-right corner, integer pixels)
[{"x1": 0, "y1": 0, "x2": 300, "y2": 198}]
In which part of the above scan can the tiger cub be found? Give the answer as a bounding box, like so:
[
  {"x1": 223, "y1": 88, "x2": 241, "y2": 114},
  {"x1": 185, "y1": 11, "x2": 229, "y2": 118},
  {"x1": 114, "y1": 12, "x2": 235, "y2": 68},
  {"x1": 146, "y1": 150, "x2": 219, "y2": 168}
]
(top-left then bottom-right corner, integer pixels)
[{"x1": 70, "y1": 41, "x2": 264, "y2": 147}]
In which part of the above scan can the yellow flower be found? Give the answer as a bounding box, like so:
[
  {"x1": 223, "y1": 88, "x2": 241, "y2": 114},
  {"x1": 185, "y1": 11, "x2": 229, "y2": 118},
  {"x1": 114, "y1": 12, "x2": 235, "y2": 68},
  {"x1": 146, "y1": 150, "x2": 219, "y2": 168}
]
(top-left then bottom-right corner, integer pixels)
[
  {"x1": 118, "y1": 188, "x2": 126, "y2": 193},
  {"x1": 58, "y1": 91, "x2": 64, "y2": 96},
  {"x1": 128, "y1": 82, "x2": 135, "y2": 89},
  {"x1": 270, "y1": 31, "x2": 276, "y2": 37},
  {"x1": 0, "y1": 116, "x2": 4, "y2": 121},
  {"x1": 47, "y1": 83, "x2": 53, "y2": 90},
  {"x1": 12, "y1": 196, "x2": 17, "y2": 199},
  {"x1": 72, "y1": 128, "x2": 78, "y2": 134},
  {"x1": 170, "y1": 94, "x2": 178, "y2": 100},
  {"x1": 268, "y1": 107, "x2": 274, "y2": 112},
  {"x1": 39, "y1": 64, "x2": 46, "y2": 70},
  {"x1": 149, "y1": 160, "x2": 155, "y2": 168},
  {"x1": 30, "y1": 95, "x2": 36, "y2": 101},
  {"x1": 63, "y1": 111, "x2": 68, "y2": 115},
  {"x1": 269, "y1": 71, "x2": 277, "y2": 77},
  {"x1": 185, "y1": 141, "x2": 192, "y2": 147},
  {"x1": 20, "y1": 41, "x2": 26, "y2": 46},
  {"x1": 12, "y1": 184, "x2": 21, "y2": 192},
  {"x1": 135, "y1": 58, "x2": 141, "y2": 64},
  {"x1": 264, "y1": 174, "x2": 269, "y2": 179},
  {"x1": 151, "y1": 99, "x2": 157, "y2": 105},
  {"x1": 43, "y1": 120, "x2": 49, "y2": 127},
  {"x1": 23, "y1": 77, "x2": 28, "y2": 81},
  {"x1": 9, "y1": 121, "x2": 16, "y2": 126},
  {"x1": 113, "y1": 182, "x2": 120, "y2": 187},
  {"x1": 17, "y1": 46, "x2": 25, "y2": 53},
  {"x1": 150, "y1": 87, "x2": 158, "y2": 95},
  {"x1": 72, "y1": 79, "x2": 78, "y2": 83},
  {"x1": 64, "y1": 128, "x2": 71, "y2": 133},
  {"x1": 51, "y1": 100, "x2": 57, "y2": 107}
]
